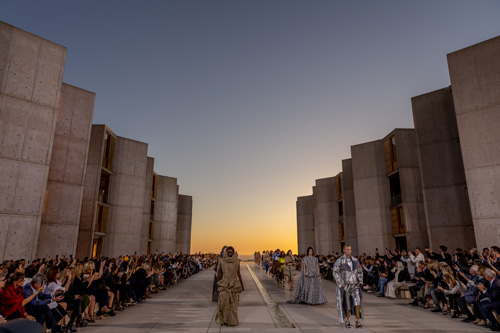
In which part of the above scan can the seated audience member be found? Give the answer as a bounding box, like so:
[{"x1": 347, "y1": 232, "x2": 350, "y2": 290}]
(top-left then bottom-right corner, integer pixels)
[
  {"x1": 23, "y1": 273, "x2": 67, "y2": 332},
  {"x1": 478, "y1": 268, "x2": 500, "y2": 331},
  {"x1": 455, "y1": 264, "x2": 482, "y2": 323},
  {"x1": 426, "y1": 246, "x2": 452, "y2": 267},
  {"x1": 402, "y1": 248, "x2": 425, "y2": 279},
  {"x1": 438, "y1": 273, "x2": 466, "y2": 317},
  {"x1": 0, "y1": 272, "x2": 36, "y2": 322},
  {"x1": 409, "y1": 261, "x2": 431, "y2": 306},
  {"x1": 0, "y1": 272, "x2": 7, "y2": 324},
  {"x1": 385, "y1": 261, "x2": 411, "y2": 299}
]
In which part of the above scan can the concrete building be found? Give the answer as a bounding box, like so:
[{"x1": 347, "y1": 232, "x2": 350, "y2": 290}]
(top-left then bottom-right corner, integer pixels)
[
  {"x1": 341, "y1": 159, "x2": 359, "y2": 256},
  {"x1": 76, "y1": 125, "x2": 117, "y2": 259},
  {"x1": 296, "y1": 195, "x2": 315, "y2": 255},
  {"x1": 351, "y1": 140, "x2": 393, "y2": 255},
  {"x1": 175, "y1": 194, "x2": 193, "y2": 254},
  {"x1": 152, "y1": 176, "x2": 178, "y2": 254},
  {"x1": 37, "y1": 84, "x2": 95, "y2": 258},
  {"x1": 382, "y1": 129, "x2": 428, "y2": 251},
  {"x1": 447, "y1": 36, "x2": 500, "y2": 250},
  {"x1": 0, "y1": 21, "x2": 66, "y2": 260},
  {"x1": 312, "y1": 177, "x2": 341, "y2": 255},
  {"x1": 411, "y1": 87, "x2": 475, "y2": 251},
  {"x1": 140, "y1": 157, "x2": 156, "y2": 255},
  {"x1": 103, "y1": 137, "x2": 148, "y2": 258}
]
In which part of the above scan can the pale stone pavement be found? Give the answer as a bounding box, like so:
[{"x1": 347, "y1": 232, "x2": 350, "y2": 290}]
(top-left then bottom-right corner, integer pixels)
[{"x1": 73, "y1": 262, "x2": 487, "y2": 332}]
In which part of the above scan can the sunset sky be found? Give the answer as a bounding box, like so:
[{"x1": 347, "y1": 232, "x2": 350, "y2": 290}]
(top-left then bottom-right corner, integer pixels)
[{"x1": 2, "y1": 1, "x2": 500, "y2": 254}]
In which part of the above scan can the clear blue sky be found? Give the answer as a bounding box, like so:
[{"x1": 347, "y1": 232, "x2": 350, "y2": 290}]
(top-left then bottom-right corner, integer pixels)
[{"x1": 2, "y1": 0, "x2": 500, "y2": 253}]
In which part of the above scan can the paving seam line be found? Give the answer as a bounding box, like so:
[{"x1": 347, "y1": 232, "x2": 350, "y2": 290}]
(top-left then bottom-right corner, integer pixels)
[{"x1": 244, "y1": 262, "x2": 296, "y2": 329}]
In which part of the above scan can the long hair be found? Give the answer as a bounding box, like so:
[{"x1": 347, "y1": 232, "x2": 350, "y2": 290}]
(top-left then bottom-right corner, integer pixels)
[
  {"x1": 307, "y1": 247, "x2": 314, "y2": 255},
  {"x1": 6, "y1": 271, "x2": 25, "y2": 287},
  {"x1": 46, "y1": 266, "x2": 59, "y2": 283}
]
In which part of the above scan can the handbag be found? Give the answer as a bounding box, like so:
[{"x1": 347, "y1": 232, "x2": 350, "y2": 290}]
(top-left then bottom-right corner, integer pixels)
[{"x1": 51, "y1": 304, "x2": 68, "y2": 323}]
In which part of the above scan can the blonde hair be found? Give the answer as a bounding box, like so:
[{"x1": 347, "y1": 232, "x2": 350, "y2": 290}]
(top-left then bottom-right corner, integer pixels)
[
  {"x1": 83, "y1": 261, "x2": 95, "y2": 274},
  {"x1": 70, "y1": 263, "x2": 83, "y2": 283},
  {"x1": 443, "y1": 273, "x2": 457, "y2": 287}
]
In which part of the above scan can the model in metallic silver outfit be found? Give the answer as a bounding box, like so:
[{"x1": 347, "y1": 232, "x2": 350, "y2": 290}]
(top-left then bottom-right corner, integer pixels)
[{"x1": 333, "y1": 244, "x2": 363, "y2": 328}]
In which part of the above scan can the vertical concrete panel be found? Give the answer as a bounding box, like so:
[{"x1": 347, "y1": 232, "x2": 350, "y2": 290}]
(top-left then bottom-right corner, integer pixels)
[
  {"x1": 0, "y1": 22, "x2": 66, "y2": 261},
  {"x1": 352, "y1": 140, "x2": 394, "y2": 255},
  {"x1": 104, "y1": 137, "x2": 148, "y2": 258},
  {"x1": 76, "y1": 125, "x2": 106, "y2": 259},
  {"x1": 412, "y1": 88, "x2": 475, "y2": 251},
  {"x1": 153, "y1": 176, "x2": 178, "y2": 254},
  {"x1": 448, "y1": 36, "x2": 500, "y2": 249},
  {"x1": 175, "y1": 194, "x2": 192, "y2": 254},
  {"x1": 37, "y1": 84, "x2": 95, "y2": 258},
  {"x1": 342, "y1": 159, "x2": 359, "y2": 256},
  {"x1": 140, "y1": 157, "x2": 154, "y2": 254},
  {"x1": 297, "y1": 195, "x2": 314, "y2": 255}
]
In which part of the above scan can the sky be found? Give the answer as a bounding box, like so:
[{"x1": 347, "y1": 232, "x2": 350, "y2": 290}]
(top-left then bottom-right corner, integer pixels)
[{"x1": 2, "y1": 1, "x2": 500, "y2": 255}]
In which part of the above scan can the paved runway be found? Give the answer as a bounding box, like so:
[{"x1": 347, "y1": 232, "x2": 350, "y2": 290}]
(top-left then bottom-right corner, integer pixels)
[{"x1": 76, "y1": 262, "x2": 486, "y2": 332}]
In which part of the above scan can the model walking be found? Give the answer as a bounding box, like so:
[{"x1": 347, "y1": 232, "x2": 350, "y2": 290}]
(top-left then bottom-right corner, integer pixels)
[
  {"x1": 288, "y1": 247, "x2": 327, "y2": 305},
  {"x1": 215, "y1": 246, "x2": 244, "y2": 326},
  {"x1": 333, "y1": 244, "x2": 363, "y2": 328}
]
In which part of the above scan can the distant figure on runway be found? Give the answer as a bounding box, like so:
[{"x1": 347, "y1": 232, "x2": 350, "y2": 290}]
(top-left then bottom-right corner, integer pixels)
[
  {"x1": 288, "y1": 247, "x2": 327, "y2": 305},
  {"x1": 333, "y1": 244, "x2": 363, "y2": 328},
  {"x1": 215, "y1": 246, "x2": 244, "y2": 326}
]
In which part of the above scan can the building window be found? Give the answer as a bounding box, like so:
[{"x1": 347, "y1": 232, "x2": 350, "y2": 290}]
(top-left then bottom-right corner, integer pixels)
[
  {"x1": 152, "y1": 174, "x2": 158, "y2": 199},
  {"x1": 385, "y1": 135, "x2": 398, "y2": 174},
  {"x1": 339, "y1": 222, "x2": 345, "y2": 241},
  {"x1": 389, "y1": 173, "x2": 402, "y2": 207},
  {"x1": 336, "y1": 176, "x2": 342, "y2": 201},
  {"x1": 102, "y1": 131, "x2": 115, "y2": 170},
  {"x1": 95, "y1": 204, "x2": 108, "y2": 233},
  {"x1": 98, "y1": 173, "x2": 111, "y2": 204},
  {"x1": 391, "y1": 207, "x2": 405, "y2": 235}
]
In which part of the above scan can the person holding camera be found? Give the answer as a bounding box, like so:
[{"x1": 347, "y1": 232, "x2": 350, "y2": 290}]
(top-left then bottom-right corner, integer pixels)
[{"x1": 22, "y1": 273, "x2": 67, "y2": 332}]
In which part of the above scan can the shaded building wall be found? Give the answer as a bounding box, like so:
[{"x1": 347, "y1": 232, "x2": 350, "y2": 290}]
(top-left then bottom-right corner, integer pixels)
[
  {"x1": 37, "y1": 84, "x2": 95, "y2": 258},
  {"x1": 342, "y1": 159, "x2": 359, "y2": 256},
  {"x1": 447, "y1": 36, "x2": 500, "y2": 250},
  {"x1": 103, "y1": 137, "x2": 148, "y2": 258},
  {"x1": 390, "y1": 129, "x2": 429, "y2": 250},
  {"x1": 0, "y1": 22, "x2": 66, "y2": 260},
  {"x1": 313, "y1": 177, "x2": 340, "y2": 255},
  {"x1": 153, "y1": 176, "x2": 178, "y2": 254},
  {"x1": 297, "y1": 195, "x2": 314, "y2": 255},
  {"x1": 175, "y1": 194, "x2": 192, "y2": 254},
  {"x1": 331, "y1": 173, "x2": 343, "y2": 255},
  {"x1": 140, "y1": 157, "x2": 154, "y2": 254},
  {"x1": 76, "y1": 125, "x2": 111, "y2": 259},
  {"x1": 352, "y1": 140, "x2": 394, "y2": 255},
  {"x1": 411, "y1": 88, "x2": 475, "y2": 251}
]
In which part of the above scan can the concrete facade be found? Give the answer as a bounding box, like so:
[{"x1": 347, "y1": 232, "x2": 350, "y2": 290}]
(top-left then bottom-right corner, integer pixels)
[
  {"x1": 384, "y1": 129, "x2": 428, "y2": 251},
  {"x1": 175, "y1": 194, "x2": 193, "y2": 254},
  {"x1": 140, "y1": 157, "x2": 155, "y2": 255},
  {"x1": 312, "y1": 177, "x2": 340, "y2": 255},
  {"x1": 296, "y1": 195, "x2": 315, "y2": 255},
  {"x1": 103, "y1": 137, "x2": 148, "y2": 258},
  {"x1": 448, "y1": 36, "x2": 500, "y2": 250},
  {"x1": 75, "y1": 125, "x2": 116, "y2": 259},
  {"x1": 153, "y1": 176, "x2": 178, "y2": 254},
  {"x1": 37, "y1": 84, "x2": 95, "y2": 258},
  {"x1": 341, "y1": 159, "x2": 359, "y2": 256},
  {"x1": 351, "y1": 140, "x2": 393, "y2": 255},
  {"x1": 412, "y1": 87, "x2": 475, "y2": 251},
  {"x1": 0, "y1": 22, "x2": 66, "y2": 260}
]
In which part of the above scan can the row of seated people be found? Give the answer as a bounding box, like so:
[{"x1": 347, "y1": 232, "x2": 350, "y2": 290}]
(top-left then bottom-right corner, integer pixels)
[
  {"x1": 360, "y1": 245, "x2": 500, "y2": 331},
  {"x1": 0, "y1": 253, "x2": 216, "y2": 332}
]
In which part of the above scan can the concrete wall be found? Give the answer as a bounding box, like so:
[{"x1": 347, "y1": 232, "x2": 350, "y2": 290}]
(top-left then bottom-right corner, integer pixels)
[
  {"x1": 342, "y1": 159, "x2": 359, "y2": 256},
  {"x1": 37, "y1": 84, "x2": 95, "y2": 258},
  {"x1": 352, "y1": 140, "x2": 394, "y2": 255},
  {"x1": 153, "y1": 176, "x2": 178, "y2": 254},
  {"x1": 140, "y1": 157, "x2": 154, "y2": 254},
  {"x1": 103, "y1": 137, "x2": 148, "y2": 258},
  {"x1": 297, "y1": 195, "x2": 314, "y2": 255},
  {"x1": 175, "y1": 194, "x2": 192, "y2": 254},
  {"x1": 391, "y1": 129, "x2": 429, "y2": 250},
  {"x1": 313, "y1": 177, "x2": 339, "y2": 255},
  {"x1": 75, "y1": 125, "x2": 107, "y2": 259},
  {"x1": 0, "y1": 22, "x2": 66, "y2": 260},
  {"x1": 447, "y1": 36, "x2": 500, "y2": 250},
  {"x1": 412, "y1": 88, "x2": 475, "y2": 251}
]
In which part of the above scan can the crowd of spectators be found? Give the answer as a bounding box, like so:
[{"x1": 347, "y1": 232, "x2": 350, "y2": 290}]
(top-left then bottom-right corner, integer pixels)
[
  {"x1": 0, "y1": 253, "x2": 216, "y2": 332},
  {"x1": 256, "y1": 245, "x2": 500, "y2": 331}
]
